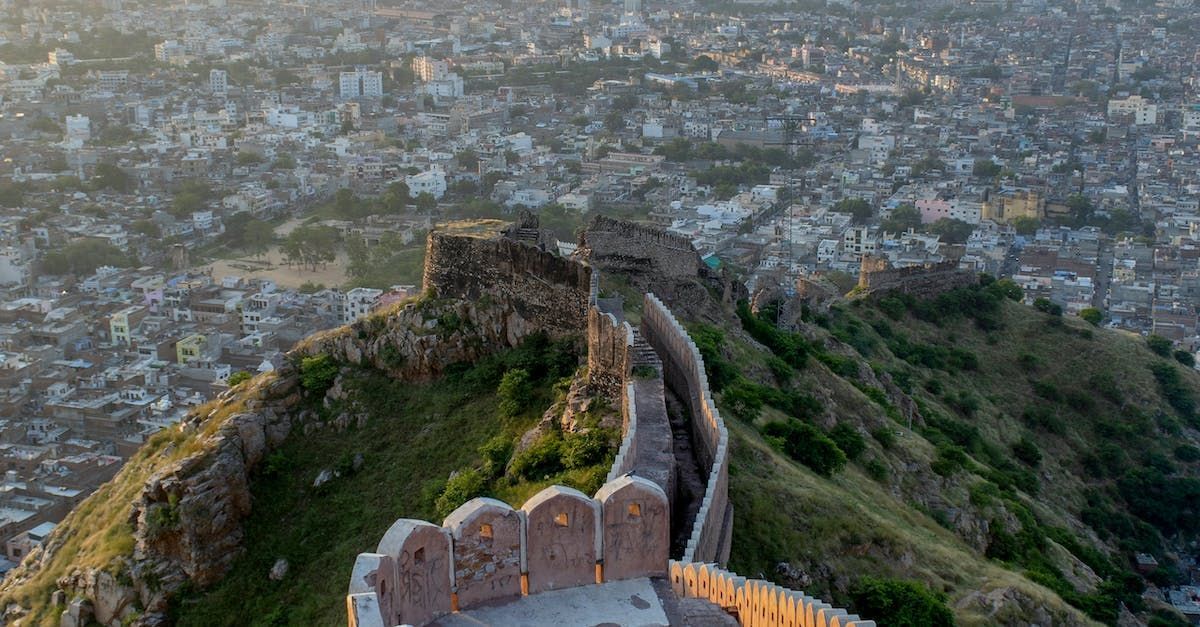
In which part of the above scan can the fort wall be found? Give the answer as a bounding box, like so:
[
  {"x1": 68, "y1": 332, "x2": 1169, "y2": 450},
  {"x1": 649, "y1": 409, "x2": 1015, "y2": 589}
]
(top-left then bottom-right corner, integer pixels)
[
  {"x1": 857, "y1": 255, "x2": 977, "y2": 298},
  {"x1": 422, "y1": 230, "x2": 592, "y2": 337},
  {"x1": 347, "y1": 477, "x2": 669, "y2": 627},
  {"x1": 574, "y1": 215, "x2": 702, "y2": 280},
  {"x1": 668, "y1": 561, "x2": 877, "y2": 627},
  {"x1": 640, "y1": 293, "x2": 732, "y2": 565}
]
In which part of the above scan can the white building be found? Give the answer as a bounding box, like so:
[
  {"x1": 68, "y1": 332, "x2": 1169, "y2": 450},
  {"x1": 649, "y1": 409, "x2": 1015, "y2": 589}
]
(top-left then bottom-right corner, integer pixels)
[
  {"x1": 343, "y1": 288, "x2": 383, "y2": 324},
  {"x1": 48, "y1": 49, "x2": 75, "y2": 66},
  {"x1": 405, "y1": 169, "x2": 447, "y2": 199},
  {"x1": 1107, "y1": 95, "x2": 1158, "y2": 126},
  {"x1": 64, "y1": 115, "x2": 90, "y2": 144},
  {"x1": 210, "y1": 69, "x2": 228, "y2": 96},
  {"x1": 339, "y1": 67, "x2": 383, "y2": 98},
  {"x1": 0, "y1": 247, "x2": 31, "y2": 286},
  {"x1": 154, "y1": 40, "x2": 186, "y2": 64}
]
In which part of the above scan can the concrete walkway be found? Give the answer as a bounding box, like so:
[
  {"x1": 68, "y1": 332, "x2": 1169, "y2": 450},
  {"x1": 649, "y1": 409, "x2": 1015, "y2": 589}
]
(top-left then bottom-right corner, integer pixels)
[{"x1": 432, "y1": 578, "x2": 670, "y2": 627}]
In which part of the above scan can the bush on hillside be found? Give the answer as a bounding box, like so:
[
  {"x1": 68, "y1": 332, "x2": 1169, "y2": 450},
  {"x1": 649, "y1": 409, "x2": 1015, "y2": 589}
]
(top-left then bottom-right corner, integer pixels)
[
  {"x1": 508, "y1": 434, "x2": 565, "y2": 481},
  {"x1": 435, "y1": 469, "x2": 486, "y2": 518},
  {"x1": 497, "y1": 369, "x2": 532, "y2": 418},
  {"x1": 299, "y1": 354, "x2": 339, "y2": 395},
  {"x1": 761, "y1": 420, "x2": 846, "y2": 476},
  {"x1": 848, "y1": 576, "x2": 956, "y2": 627},
  {"x1": 1147, "y1": 334, "x2": 1173, "y2": 357},
  {"x1": 1173, "y1": 350, "x2": 1195, "y2": 368},
  {"x1": 829, "y1": 423, "x2": 866, "y2": 460}
]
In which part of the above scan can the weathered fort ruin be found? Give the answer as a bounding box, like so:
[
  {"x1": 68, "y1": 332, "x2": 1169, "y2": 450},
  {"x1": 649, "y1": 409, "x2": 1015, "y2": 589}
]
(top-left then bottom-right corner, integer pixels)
[
  {"x1": 857, "y1": 254, "x2": 978, "y2": 297},
  {"x1": 345, "y1": 219, "x2": 874, "y2": 627}
]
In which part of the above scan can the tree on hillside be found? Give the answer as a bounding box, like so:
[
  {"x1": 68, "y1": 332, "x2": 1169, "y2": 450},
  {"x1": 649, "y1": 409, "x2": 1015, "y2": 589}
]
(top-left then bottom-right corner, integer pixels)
[
  {"x1": 455, "y1": 149, "x2": 479, "y2": 170},
  {"x1": 243, "y1": 219, "x2": 274, "y2": 258},
  {"x1": 834, "y1": 198, "x2": 873, "y2": 224},
  {"x1": 882, "y1": 204, "x2": 922, "y2": 233},
  {"x1": 39, "y1": 239, "x2": 133, "y2": 276},
  {"x1": 690, "y1": 55, "x2": 718, "y2": 72},
  {"x1": 927, "y1": 218, "x2": 974, "y2": 244},
  {"x1": 415, "y1": 192, "x2": 437, "y2": 214},
  {"x1": 92, "y1": 162, "x2": 133, "y2": 193},
  {"x1": 281, "y1": 225, "x2": 339, "y2": 271}
]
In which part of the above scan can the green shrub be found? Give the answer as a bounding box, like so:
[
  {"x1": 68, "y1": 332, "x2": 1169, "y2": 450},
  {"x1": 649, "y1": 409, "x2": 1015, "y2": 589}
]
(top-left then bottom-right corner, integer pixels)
[
  {"x1": 723, "y1": 379, "x2": 766, "y2": 422},
  {"x1": 969, "y1": 481, "x2": 1000, "y2": 507},
  {"x1": 1022, "y1": 406, "x2": 1065, "y2": 434},
  {"x1": 1032, "y1": 379, "x2": 1061, "y2": 402},
  {"x1": 1033, "y1": 298, "x2": 1062, "y2": 316},
  {"x1": 1079, "y1": 308, "x2": 1102, "y2": 326},
  {"x1": 1175, "y1": 444, "x2": 1200, "y2": 463},
  {"x1": 299, "y1": 354, "x2": 339, "y2": 394},
  {"x1": 736, "y1": 301, "x2": 811, "y2": 369},
  {"x1": 508, "y1": 434, "x2": 565, "y2": 480},
  {"x1": 848, "y1": 576, "x2": 955, "y2": 627},
  {"x1": 562, "y1": 430, "x2": 613, "y2": 469},
  {"x1": 829, "y1": 423, "x2": 866, "y2": 460},
  {"x1": 1173, "y1": 350, "x2": 1195, "y2": 368},
  {"x1": 1012, "y1": 437, "x2": 1042, "y2": 467},
  {"x1": 865, "y1": 458, "x2": 888, "y2": 481},
  {"x1": 766, "y1": 356, "x2": 793, "y2": 384},
  {"x1": 761, "y1": 420, "x2": 847, "y2": 477},
  {"x1": 497, "y1": 369, "x2": 532, "y2": 418},
  {"x1": 689, "y1": 324, "x2": 738, "y2": 391},
  {"x1": 871, "y1": 426, "x2": 896, "y2": 449},
  {"x1": 227, "y1": 371, "x2": 252, "y2": 387},
  {"x1": 931, "y1": 444, "x2": 969, "y2": 476},
  {"x1": 145, "y1": 494, "x2": 181, "y2": 539},
  {"x1": 435, "y1": 469, "x2": 486, "y2": 518},
  {"x1": 1147, "y1": 334, "x2": 1172, "y2": 357},
  {"x1": 479, "y1": 435, "x2": 514, "y2": 478},
  {"x1": 1150, "y1": 362, "x2": 1196, "y2": 420}
]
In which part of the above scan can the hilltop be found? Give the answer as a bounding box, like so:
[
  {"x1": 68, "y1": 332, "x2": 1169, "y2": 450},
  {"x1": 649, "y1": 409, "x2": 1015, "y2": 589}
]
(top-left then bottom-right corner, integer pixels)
[{"x1": 1, "y1": 220, "x2": 1198, "y2": 627}]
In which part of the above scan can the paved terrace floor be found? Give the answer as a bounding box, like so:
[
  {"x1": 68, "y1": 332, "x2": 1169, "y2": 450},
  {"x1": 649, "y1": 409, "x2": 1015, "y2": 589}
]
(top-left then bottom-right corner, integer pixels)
[{"x1": 431, "y1": 577, "x2": 736, "y2": 627}]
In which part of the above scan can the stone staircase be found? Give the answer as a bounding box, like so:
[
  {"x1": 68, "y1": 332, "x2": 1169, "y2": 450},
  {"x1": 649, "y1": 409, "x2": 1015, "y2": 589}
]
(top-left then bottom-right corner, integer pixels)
[
  {"x1": 630, "y1": 328, "x2": 662, "y2": 374},
  {"x1": 512, "y1": 227, "x2": 541, "y2": 245}
]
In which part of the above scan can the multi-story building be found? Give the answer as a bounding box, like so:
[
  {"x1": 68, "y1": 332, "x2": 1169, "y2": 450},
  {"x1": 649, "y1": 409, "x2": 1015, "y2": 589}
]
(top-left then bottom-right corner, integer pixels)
[
  {"x1": 342, "y1": 288, "x2": 383, "y2": 324},
  {"x1": 209, "y1": 69, "x2": 228, "y2": 96},
  {"x1": 339, "y1": 67, "x2": 383, "y2": 98}
]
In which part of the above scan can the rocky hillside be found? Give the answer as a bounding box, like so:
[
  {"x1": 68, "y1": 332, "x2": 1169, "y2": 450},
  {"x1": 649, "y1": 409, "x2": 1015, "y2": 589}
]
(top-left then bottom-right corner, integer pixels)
[
  {"x1": 2, "y1": 256, "x2": 1198, "y2": 626},
  {"x1": 698, "y1": 279, "x2": 1200, "y2": 627}
]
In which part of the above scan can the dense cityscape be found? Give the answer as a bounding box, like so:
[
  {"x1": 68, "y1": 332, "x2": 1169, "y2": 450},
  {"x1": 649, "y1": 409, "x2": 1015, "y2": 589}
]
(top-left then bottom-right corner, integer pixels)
[{"x1": 1, "y1": 0, "x2": 1200, "y2": 623}]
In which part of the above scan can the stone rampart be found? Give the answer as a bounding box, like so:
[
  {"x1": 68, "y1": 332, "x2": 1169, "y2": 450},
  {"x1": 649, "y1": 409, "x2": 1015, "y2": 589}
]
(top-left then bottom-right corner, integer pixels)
[
  {"x1": 575, "y1": 215, "x2": 702, "y2": 280},
  {"x1": 347, "y1": 477, "x2": 669, "y2": 627},
  {"x1": 423, "y1": 230, "x2": 592, "y2": 337},
  {"x1": 857, "y1": 255, "x2": 977, "y2": 298},
  {"x1": 668, "y1": 561, "x2": 877, "y2": 627},
  {"x1": 586, "y1": 307, "x2": 634, "y2": 401},
  {"x1": 640, "y1": 294, "x2": 731, "y2": 565},
  {"x1": 606, "y1": 383, "x2": 640, "y2": 483}
]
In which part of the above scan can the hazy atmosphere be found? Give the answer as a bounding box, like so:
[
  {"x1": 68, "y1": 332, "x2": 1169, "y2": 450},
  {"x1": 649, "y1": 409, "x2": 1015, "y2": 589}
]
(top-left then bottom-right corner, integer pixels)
[{"x1": 0, "y1": 0, "x2": 1199, "y2": 625}]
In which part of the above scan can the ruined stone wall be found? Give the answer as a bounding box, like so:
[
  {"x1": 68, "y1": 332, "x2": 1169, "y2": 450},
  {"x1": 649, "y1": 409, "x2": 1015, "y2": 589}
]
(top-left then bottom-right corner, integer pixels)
[
  {"x1": 586, "y1": 306, "x2": 634, "y2": 402},
  {"x1": 348, "y1": 477, "x2": 670, "y2": 627},
  {"x1": 574, "y1": 215, "x2": 702, "y2": 280},
  {"x1": 422, "y1": 231, "x2": 592, "y2": 337},
  {"x1": 857, "y1": 255, "x2": 977, "y2": 298},
  {"x1": 668, "y1": 561, "x2": 875, "y2": 627},
  {"x1": 640, "y1": 294, "x2": 732, "y2": 566}
]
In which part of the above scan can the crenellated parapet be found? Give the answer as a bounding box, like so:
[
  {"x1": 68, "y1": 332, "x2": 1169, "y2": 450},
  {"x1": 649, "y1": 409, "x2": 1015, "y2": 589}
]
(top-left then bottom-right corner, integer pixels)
[
  {"x1": 347, "y1": 477, "x2": 670, "y2": 626},
  {"x1": 641, "y1": 293, "x2": 732, "y2": 565},
  {"x1": 668, "y1": 561, "x2": 877, "y2": 627}
]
